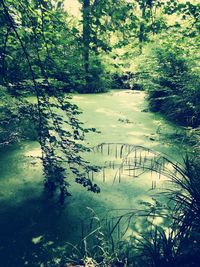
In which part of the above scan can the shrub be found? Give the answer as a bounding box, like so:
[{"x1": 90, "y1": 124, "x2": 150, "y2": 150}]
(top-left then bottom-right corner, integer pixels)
[
  {"x1": 138, "y1": 42, "x2": 200, "y2": 127},
  {"x1": 0, "y1": 85, "x2": 37, "y2": 145}
]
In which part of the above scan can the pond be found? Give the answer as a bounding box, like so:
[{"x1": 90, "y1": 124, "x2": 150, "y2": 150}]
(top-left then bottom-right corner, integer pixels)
[{"x1": 0, "y1": 90, "x2": 186, "y2": 266}]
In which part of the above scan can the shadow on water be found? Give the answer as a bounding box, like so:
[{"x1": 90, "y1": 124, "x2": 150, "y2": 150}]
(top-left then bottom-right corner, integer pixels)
[
  {"x1": 0, "y1": 194, "x2": 65, "y2": 266},
  {"x1": 0, "y1": 189, "x2": 112, "y2": 266},
  {"x1": 0, "y1": 142, "x2": 86, "y2": 266}
]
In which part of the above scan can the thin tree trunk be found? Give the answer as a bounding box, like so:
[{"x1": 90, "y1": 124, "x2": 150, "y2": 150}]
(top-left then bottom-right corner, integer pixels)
[
  {"x1": 82, "y1": 0, "x2": 91, "y2": 91},
  {"x1": 139, "y1": 3, "x2": 146, "y2": 54},
  {"x1": 1, "y1": 26, "x2": 10, "y2": 83}
]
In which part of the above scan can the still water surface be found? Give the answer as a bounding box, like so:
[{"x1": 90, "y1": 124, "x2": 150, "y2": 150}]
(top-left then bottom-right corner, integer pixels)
[{"x1": 0, "y1": 90, "x2": 186, "y2": 266}]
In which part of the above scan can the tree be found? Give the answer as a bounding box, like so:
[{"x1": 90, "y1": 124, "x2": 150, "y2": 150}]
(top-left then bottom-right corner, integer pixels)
[{"x1": 0, "y1": 0, "x2": 100, "y2": 203}]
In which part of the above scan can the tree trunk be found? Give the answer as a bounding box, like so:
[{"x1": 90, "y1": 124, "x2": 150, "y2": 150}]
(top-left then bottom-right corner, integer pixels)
[
  {"x1": 1, "y1": 26, "x2": 10, "y2": 83},
  {"x1": 139, "y1": 2, "x2": 146, "y2": 54},
  {"x1": 82, "y1": 0, "x2": 91, "y2": 91}
]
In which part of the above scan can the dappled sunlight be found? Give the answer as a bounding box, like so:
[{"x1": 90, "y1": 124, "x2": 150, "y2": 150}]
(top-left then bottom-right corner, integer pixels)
[
  {"x1": 95, "y1": 108, "x2": 124, "y2": 117},
  {"x1": 24, "y1": 148, "x2": 42, "y2": 158}
]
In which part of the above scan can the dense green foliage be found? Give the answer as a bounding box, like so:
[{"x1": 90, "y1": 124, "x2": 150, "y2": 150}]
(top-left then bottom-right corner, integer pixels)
[
  {"x1": 0, "y1": 85, "x2": 37, "y2": 145},
  {"x1": 134, "y1": 1, "x2": 200, "y2": 127},
  {"x1": 138, "y1": 36, "x2": 200, "y2": 127}
]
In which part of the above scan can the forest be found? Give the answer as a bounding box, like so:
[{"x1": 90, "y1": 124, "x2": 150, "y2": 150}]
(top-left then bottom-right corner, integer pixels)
[{"x1": 0, "y1": 0, "x2": 200, "y2": 266}]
